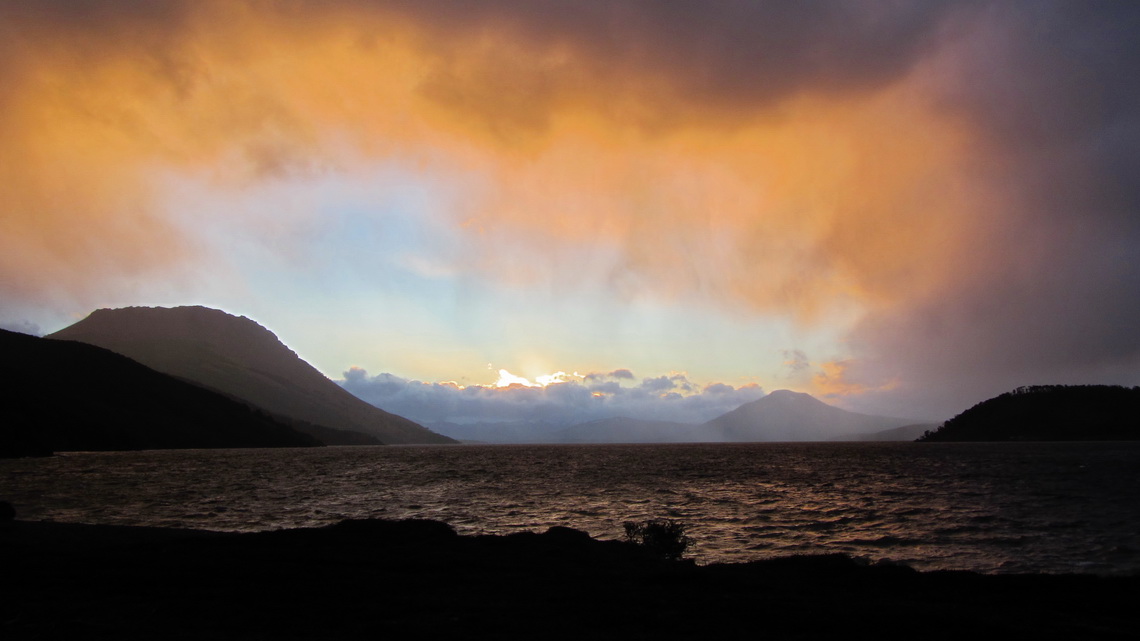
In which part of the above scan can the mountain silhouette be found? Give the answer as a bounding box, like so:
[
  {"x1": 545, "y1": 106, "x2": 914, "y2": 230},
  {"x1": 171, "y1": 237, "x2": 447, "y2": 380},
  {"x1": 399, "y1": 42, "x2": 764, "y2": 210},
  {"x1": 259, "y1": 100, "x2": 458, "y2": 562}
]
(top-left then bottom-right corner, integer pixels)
[
  {"x1": 0, "y1": 328, "x2": 321, "y2": 456},
  {"x1": 919, "y1": 385, "x2": 1140, "y2": 441},
  {"x1": 49, "y1": 306, "x2": 454, "y2": 445},
  {"x1": 701, "y1": 389, "x2": 914, "y2": 441}
]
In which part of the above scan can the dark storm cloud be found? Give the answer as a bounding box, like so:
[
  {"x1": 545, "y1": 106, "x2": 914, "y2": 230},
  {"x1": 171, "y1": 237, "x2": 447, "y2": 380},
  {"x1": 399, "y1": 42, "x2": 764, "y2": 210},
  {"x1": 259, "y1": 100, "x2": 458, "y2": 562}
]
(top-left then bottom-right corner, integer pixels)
[
  {"x1": 4, "y1": 0, "x2": 962, "y2": 120},
  {"x1": 0, "y1": 0, "x2": 196, "y2": 68},
  {"x1": 372, "y1": 0, "x2": 958, "y2": 109},
  {"x1": 838, "y1": 1, "x2": 1140, "y2": 418},
  {"x1": 944, "y1": 2, "x2": 1140, "y2": 154}
]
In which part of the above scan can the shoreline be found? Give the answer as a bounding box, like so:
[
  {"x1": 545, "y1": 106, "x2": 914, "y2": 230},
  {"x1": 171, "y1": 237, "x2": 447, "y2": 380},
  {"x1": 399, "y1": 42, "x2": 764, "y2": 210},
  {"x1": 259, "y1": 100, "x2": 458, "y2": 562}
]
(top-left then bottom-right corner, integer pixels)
[{"x1": 3, "y1": 518, "x2": 1137, "y2": 639}]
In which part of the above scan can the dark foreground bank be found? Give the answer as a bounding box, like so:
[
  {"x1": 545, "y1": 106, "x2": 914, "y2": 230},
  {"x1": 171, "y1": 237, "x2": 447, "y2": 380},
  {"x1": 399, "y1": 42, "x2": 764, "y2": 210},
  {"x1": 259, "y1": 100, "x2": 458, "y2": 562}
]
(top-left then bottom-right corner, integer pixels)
[{"x1": 2, "y1": 519, "x2": 1137, "y2": 640}]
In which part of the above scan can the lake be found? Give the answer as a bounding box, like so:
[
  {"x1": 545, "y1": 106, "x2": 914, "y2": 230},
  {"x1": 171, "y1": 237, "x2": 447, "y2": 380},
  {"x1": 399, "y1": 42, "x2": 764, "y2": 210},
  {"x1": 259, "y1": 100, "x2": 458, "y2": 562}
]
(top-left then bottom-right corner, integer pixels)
[{"x1": 2, "y1": 441, "x2": 1138, "y2": 574}]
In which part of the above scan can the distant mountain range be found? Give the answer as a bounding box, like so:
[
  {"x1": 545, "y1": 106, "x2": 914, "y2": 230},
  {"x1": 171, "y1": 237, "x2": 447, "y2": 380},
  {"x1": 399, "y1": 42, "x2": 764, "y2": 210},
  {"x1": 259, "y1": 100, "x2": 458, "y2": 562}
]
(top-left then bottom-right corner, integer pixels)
[
  {"x1": 918, "y1": 385, "x2": 1140, "y2": 441},
  {"x1": 702, "y1": 390, "x2": 917, "y2": 441},
  {"x1": 49, "y1": 306, "x2": 454, "y2": 445},
  {"x1": 430, "y1": 390, "x2": 921, "y2": 443},
  {"x1": 0, "y1": 329, "x2": 321, "y2": 457}
]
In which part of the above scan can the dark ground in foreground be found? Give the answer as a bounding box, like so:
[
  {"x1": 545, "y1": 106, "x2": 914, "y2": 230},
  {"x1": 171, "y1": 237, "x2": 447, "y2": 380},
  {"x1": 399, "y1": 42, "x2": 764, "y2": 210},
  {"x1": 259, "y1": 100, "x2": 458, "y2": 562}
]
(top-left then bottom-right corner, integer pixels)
[{"x1": 2, "y1": 519, "x2": 1137, "y2": 640}]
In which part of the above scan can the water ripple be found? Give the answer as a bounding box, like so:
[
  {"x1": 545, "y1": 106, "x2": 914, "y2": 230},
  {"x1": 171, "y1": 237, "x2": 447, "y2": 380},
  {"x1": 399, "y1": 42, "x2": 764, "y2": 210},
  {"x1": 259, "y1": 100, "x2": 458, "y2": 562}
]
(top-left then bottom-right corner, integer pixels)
[{"x1": 1, "y1": 442, "x2": 1138, "y2": 574}]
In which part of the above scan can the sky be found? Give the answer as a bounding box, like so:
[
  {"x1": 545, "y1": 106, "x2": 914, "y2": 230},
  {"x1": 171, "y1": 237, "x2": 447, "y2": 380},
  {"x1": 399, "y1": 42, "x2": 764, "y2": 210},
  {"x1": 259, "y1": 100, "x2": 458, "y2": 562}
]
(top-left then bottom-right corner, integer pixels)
[{"x1": 2, "y1": 1, "x2": 1139, "y2": 425}]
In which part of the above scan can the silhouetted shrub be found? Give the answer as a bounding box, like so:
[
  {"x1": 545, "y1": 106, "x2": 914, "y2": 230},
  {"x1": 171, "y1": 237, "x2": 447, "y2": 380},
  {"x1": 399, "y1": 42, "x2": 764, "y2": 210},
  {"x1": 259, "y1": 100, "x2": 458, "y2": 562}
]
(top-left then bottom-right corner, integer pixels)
[{"x1": 623, "y1": 519, "x2": 690, "y2": 561}]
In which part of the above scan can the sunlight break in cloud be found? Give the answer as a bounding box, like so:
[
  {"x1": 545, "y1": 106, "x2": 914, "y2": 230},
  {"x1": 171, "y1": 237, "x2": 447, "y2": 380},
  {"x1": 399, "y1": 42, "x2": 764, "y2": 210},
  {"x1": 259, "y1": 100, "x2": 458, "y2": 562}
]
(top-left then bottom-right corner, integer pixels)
[
  {"x1": 342, "y1": 367, "x2": 764, "y2": 427},
  {"x1": 490, "y1": 369, "x2": 586, "y2": 388}
]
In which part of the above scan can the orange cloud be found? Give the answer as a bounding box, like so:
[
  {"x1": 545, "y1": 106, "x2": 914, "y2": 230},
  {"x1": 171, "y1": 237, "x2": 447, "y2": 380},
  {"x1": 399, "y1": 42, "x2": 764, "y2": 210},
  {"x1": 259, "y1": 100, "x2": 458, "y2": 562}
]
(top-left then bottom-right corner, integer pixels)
[
  {"x1": 0, "y1": 0, "x2": 998, "y2": 333},
  {"x1": 811, "y1": 359, "x2": 897, "y2": 400}
]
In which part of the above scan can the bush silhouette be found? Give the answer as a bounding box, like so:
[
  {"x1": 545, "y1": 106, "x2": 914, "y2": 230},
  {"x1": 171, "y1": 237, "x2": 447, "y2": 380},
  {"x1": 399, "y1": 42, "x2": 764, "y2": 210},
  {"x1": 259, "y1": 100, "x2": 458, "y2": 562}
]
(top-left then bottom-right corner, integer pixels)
[{"x1": 623, "y1": 519, "x2": 690, "y2": 561}]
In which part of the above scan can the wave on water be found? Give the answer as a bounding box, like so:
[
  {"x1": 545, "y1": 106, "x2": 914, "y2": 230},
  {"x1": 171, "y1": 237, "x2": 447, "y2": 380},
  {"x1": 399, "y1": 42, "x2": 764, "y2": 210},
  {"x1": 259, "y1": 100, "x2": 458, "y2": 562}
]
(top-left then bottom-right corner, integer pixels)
[{"x1": 2, "y1": 441, "x2": 1138, "y2": 575}]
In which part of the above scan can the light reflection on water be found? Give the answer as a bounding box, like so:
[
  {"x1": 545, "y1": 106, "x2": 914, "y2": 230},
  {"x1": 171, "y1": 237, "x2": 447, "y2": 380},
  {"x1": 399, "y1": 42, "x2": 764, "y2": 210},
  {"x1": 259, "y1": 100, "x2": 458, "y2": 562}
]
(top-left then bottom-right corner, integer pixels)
[{"x1": 2, "y1": 442, "x2": 1138, "y2": 575}]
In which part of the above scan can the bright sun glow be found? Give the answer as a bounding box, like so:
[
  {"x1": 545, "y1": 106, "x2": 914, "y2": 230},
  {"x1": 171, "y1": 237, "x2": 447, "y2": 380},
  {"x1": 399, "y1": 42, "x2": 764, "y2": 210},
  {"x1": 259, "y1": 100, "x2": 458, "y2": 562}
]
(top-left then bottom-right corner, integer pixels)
[
  {"x1": 494, "y1": 369, "x2": 583, "y2": 388},
  {"x1": 535, "y1": 371, "x2": 581, "y2": 386},
  {"x1": 494, "y1": 369, "x2": 538, "y2": 388}
]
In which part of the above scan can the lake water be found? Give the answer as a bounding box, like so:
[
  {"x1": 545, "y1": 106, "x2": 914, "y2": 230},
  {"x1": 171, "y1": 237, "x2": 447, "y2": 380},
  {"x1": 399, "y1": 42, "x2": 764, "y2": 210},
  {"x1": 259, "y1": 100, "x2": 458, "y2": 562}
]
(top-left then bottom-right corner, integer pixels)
[{"x1": 2, "y1": 442, "x2": 1138, "y2": 575}]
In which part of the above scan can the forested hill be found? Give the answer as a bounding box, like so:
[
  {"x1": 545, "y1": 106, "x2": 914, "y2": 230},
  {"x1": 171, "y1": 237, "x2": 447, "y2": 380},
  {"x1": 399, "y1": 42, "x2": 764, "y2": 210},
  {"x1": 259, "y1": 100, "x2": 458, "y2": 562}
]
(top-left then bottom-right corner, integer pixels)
[{"x1": 918, "y1": 385, "x2": 1140, "y2": 442}]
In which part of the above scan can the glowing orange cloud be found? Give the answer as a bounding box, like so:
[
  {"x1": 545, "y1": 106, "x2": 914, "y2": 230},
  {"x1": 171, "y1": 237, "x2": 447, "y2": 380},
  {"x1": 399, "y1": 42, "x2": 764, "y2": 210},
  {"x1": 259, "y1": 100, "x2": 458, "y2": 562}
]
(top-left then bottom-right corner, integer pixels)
[
  {"x1": 0, "y1": 1, "x2": 1003, "y2": 340},
  {"x1": 811, "y1": 359, "x2": 898, "y2": 400}
]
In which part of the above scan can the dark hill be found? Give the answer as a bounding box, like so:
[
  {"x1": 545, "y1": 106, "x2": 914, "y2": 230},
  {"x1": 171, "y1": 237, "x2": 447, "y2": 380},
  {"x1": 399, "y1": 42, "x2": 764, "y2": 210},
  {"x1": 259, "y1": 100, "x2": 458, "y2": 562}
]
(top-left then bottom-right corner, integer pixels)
[
  {"x1": 0, "y1": 329, "x2": 320, "y2": 457},
  {"x1": 49, "y1": 306, "x2": 454, "y2": 445},
  {"x1": 918, "y1": 385, "x2": 1140, "y2": 442},
  {"x1": 702, "y1": 389, "x2": 914, "y2": 441}
]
